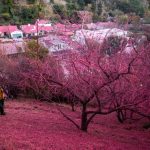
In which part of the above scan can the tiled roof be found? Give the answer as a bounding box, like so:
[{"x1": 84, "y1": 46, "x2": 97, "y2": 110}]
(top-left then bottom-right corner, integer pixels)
[
  {"x1": 21, "y1": 24, "x2": 37, "y2": 34},
  {"x1": 0, "y1": 25, "x2": 20, "y2": 33},
  {"x1": 21, "y1": 24, "x2": 53, "y2": 34}
]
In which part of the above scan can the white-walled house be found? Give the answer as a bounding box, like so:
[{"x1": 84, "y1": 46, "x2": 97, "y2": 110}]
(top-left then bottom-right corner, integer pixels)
[
  {"x1": 0, "y1": 26, "x2": 5, "y2": 37},
  {"x1": 35, "y1": 19, "x2": 52, "y2": 27},
  {"x1": 0, "y1": 31, "x2": 4, "y2": 38},
  {"x1": 0, "y1": 25, "x2": 23, "y2": 39},
  {"x1": 11, "y1": 30, "x2": 23, "y2": 39}
]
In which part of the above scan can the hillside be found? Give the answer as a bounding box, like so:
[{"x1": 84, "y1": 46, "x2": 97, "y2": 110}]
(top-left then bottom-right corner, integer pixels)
[
  {"x1": 0, "y1": 0, "x2": 150, "y2": 25},
  {"x1": 0, "y1": 99, "x2": 150, "y2": 149}
]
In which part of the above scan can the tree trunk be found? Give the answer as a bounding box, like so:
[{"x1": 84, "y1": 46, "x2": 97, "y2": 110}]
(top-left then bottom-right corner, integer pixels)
[
  {"x1": 81, "y1": 103, "x2": 88, "y2": 132},
  {"x1": 117, "y1": 110, "x2": 125, "y2": 123},
  {"x1": 71, "y1": 100, "x2": 75, "y2": 112}
]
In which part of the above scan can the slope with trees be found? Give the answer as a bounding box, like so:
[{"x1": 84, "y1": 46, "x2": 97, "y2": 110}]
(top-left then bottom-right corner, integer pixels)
[
  {"x1": 0, "y1": 0, "x2": 150, "y2": 24},
  {"x1": 0, "y1": 36, "x2": 149, "y2": 132}
]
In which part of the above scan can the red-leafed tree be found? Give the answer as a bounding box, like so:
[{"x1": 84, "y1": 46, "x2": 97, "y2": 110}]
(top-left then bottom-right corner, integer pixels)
[
  {"x1": 21, "y1": 41, "x2": 149, "y2": 132},
  {"x1": 1, "y1": 37, "x2": 149, "y2": 132}
]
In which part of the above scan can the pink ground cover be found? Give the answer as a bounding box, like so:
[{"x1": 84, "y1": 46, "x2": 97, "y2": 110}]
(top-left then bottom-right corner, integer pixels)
[{"x1": 0, "y1": 99, "x2": 149, "y2": 150}]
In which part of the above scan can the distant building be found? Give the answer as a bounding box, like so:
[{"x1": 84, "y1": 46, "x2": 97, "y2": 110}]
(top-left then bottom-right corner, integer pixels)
[
  {"x1": 53, "y1": 23, "x2": 66, "y2": 32},
  {"x1": 0, "y1": 27, "x2": 4, "y2": 37},
  {"x1": 0, "y1": 25, "x2": 23, "y2": 39},
  {"x1": 53, "y1": 23, "x2": 75, "y2": 36},
  {"x1": 73, "y1": 28, "x2": 130, "y2": 45},
  {"x1": 21, "y1": 24, "x2": 37, "y2": 37},
  {"x1": 21, "y1": 20, "x2": 53, "y2": 37},
  {"x1": 39, "y1": 26, "x2": 53, "y2": 35},
  {"x1": 0, "y1": 39, "x2": 24, "y2": 56},
  {"x1": 39, "y1": 34, "x2": 79, "y2": 53},
  {"x1": 35, "y1": 19, "x2": 52, "y2": 27},
  {"x1": 42, "y1": 0, "x2": 51, "y2": 4},
  {"x1": 11, "y1": 30, "x2": 23, "y2": 39}
]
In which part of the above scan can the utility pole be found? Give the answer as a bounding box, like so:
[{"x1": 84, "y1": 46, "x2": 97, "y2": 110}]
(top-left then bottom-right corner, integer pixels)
[
  {"x1": 36, "y1": 19, "x2": 39, "y2": 59},
  {"x1": 36, "y1": 0, "x2": 41, "y2": 59},
  {"x1": 36, "y1": 19, "x2": 39, "y2": 46}
]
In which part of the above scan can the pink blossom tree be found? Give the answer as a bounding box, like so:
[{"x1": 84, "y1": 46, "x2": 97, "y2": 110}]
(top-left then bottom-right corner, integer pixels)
[
  {"x1": 1, "y1": 36, "x2": 149, "y2": 132},
  {"x1": 32, "y1": 42, "x2": 150, "y2": 131}
]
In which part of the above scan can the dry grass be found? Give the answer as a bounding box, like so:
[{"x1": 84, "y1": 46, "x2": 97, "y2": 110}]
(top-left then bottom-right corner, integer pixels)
[{"x1": 0, "y1": 99, "x2": 150, "y2": 150}]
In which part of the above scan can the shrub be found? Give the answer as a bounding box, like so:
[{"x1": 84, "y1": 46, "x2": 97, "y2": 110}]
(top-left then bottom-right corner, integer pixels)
[
  {"x1": 101, "y1": 36, "x2": 127, "y2": 56},
  {"x1": 117, "y1": 0, "x2": 145, "y2": 17},
  {"x1": 1, "y1": 13, "x2": 11, "y2": 20},
  {"x1": 27, "y1": 0, "x2": 37, "y2": 4},
  {"x1": 53, "y1": 4, "x2": 67, "y2": 19},
  {"x1": 92, "y1": 14, "x2": 103, "y2": 22},
  {"x1": 129, "y1": 14, "x2": 141, "y2": 32},
  {"x1": 110, "y1": 9, "x2": 124, "y2": 17},
  {"x1": 144, "y1": 11, "x2": 150, "y2": 24},
  {"x1": 25, "y1": 40, "x2": 49, "y2": 60},
  {"x1": 20, "y1": 6, "x2": 39, "y2": 23},
  {"x1": 130, "y1": 14, "x2": 140, "y2": 25},
  {"x1": 117, "y1": 14, "x2": 129, "y2": 25}
]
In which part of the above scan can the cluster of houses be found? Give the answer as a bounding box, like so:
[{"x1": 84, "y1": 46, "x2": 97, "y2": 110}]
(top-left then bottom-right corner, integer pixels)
[
  {"x1": 0, "y1": 19, "x2": 135, "y2": 56},
  {"x1": 0, "y1": 20, "x2": 82, "y2": 39},
  {"x1": 0, "y1": 18, "x2": 118, "y2": 40},
  {"x1": 0, "y1": 25, "x2": 23, "y2": 39},
  {"x1": 0, "y1": 20, "x2": 50, "y2": 39},
  {"x1": 0, "y1": 19, "x2": 82, "y2": 55}
]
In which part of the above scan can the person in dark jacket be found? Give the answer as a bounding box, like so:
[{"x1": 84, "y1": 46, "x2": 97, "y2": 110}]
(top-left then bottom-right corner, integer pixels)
[{"x1": 0, "y1": 87, "x2": 6, "y2": 115}]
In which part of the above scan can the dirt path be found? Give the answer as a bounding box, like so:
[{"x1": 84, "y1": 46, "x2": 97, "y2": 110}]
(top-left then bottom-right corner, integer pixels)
[{"x1": 0, "y1": 99, "x2": 150, "y2": 150}]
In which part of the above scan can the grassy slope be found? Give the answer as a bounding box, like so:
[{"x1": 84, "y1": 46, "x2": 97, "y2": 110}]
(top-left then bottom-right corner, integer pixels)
[{"x1": 0, "y1": 99, "x2": 150, "y2": 150}]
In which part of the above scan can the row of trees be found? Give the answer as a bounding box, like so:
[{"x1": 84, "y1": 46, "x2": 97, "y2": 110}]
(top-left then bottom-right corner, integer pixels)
[{"x1": 0, "y1": 36, "x2": 150, "y2": 132}]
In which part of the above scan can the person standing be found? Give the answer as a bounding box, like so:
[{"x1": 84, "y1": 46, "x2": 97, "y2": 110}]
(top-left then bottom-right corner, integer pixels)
[{"x1": 0, "y1": 87, "x2": 5, "y2": 115}]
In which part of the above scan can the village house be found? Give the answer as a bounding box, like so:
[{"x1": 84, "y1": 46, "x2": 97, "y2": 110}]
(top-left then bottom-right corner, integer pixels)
[
  {"x1": 39, "y1": 34, "x2": 80, "y2": 54},
  {"x1": 0, "y1": 25, "x2": 23, "y2": 39},
  {"x1": 40, "y1": 35, "x2": 71, "y2": 53},
  {"x1": 21, "y1": 24, "x2": 53, "y2": 37},
  {"x1": 69, "y1": 24, "x2": 82, "y2": 31},
  {"x1": 35, "y1": 19, "x2": 53, "y2": 35},
  {"x1": 53, "y1": 23, "x2": 66, "y2": 33},
  {"x1": 21, "y1": 24, "x2": 37, "y2": 37},
  {"x1": 0, "y1": 39, "x2": 24, "y2": 56},
  {"x1": 53, "y1": 23, "x2": 75, "y2": 36},
  {"x1": 35, "y1": 19, "x2": 52, "y2": 27},
  {"x1": 0, "y1": 27, "x2": 4, "y2": 38},
  {"x1": 38, "y1": 26, "x2": 53, "y2": 36},
  {"x1": 21, "y1": 20, "x2": 53, "y2": 37}
]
